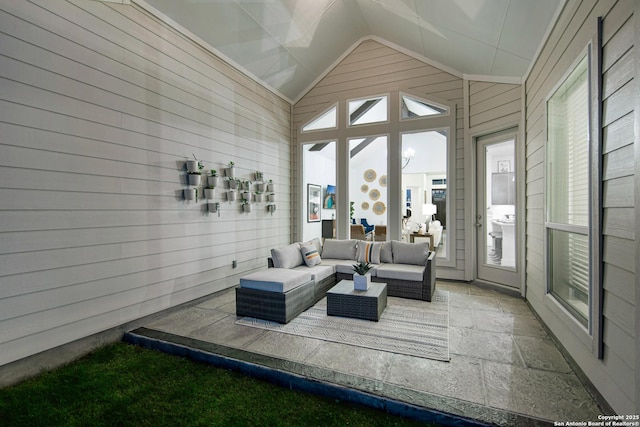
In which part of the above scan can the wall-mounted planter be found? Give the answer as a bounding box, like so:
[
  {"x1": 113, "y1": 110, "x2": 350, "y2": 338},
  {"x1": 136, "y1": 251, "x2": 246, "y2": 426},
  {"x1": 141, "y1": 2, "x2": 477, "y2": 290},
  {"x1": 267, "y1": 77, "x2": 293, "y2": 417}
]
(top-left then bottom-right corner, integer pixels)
[
  {"x1": 255, "y1": 193, "x2": 264, "y2": 202},
  {"x1": 225, "y1": 166, "x2": 235, "y2": 178},
  {"x1": 208, "y1": 202, "x2": 219, "y2": 213},
  {"x1": 227, "y1": 179, "x2": 238, "y2": 190},
  {"x1": 204, "y1": 188, "x2": 215, "y2": 199},
  {"x1": 256, "y1": 183, "x2": 266, "y2": 192},
  {"x1": 186, "y1": 159, "x2": 199, "y2": 173},
  {"x1": 184, "y1": 188, "x2": 197, "y2": 201},
  {"x1": 208, "y1": 175, "x2": 221, "y2": 187},
  {"x1": 242, "y1": 203, "x2": 252, "y2": 213},
  {"x1": 243, "y1": 181, "x2": 252, "y2": 191},
  {"x1": 268, "y1": 194, "x2": 276, "y2": 202},
  {"x1": 266, "y1": 182, "x2": 274, "y2": 192},
  {"x1": 241, "y1": 191, "x2": 251, "y2": 201},
  {"x1": 227, "y1": 190, "x2": 236, "y2": 201},
  {"x1": 188, "y1": 173, "x2": 202, "y2": 186},
  {"x1": 268, "y1": 204, "x2": 276, "y2": 214},
  {"x1": 255, "y1": 171, "x2": 263, "y2": 181}
]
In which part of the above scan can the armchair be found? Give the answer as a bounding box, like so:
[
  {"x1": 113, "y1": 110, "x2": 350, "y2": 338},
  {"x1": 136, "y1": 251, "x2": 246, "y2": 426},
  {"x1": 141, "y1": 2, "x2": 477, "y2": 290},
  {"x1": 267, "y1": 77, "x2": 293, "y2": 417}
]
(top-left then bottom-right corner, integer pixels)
[
  {"x1": 350, "y1": 224, "x2": 370, "y2": 240},
  {"x1": 360, "y1": 218, "x2": 375, "y2": 234},
  {"x1": 373, "y1": 225, "x2": 387, "y2": 241}
]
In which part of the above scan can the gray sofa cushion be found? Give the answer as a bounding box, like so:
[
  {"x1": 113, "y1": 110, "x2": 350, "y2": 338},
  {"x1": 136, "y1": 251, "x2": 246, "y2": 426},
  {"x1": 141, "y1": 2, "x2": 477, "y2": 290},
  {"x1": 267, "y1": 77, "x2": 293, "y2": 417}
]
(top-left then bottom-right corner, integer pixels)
[
  {"x1": 271, "y1": 243, "x2": 304, "y2": 269},
  {"x1": 321, "y1": 239, "x2": 357, "y2": 260},
  {"x1": 380, "y1": 241, "x2": 393, "y2": 263},
  {"x1": 293, "y1": 264, "x2": 334, "y2": 282},
  {"x1": 240, "y1": 268, "x2": 312, "y2": 292},
  {"x1": 391, "y1": 240, "x2": 430, "y2": 265},
  {"x1": 376, "y1": 263, "x2": 424, "y2": 282}
]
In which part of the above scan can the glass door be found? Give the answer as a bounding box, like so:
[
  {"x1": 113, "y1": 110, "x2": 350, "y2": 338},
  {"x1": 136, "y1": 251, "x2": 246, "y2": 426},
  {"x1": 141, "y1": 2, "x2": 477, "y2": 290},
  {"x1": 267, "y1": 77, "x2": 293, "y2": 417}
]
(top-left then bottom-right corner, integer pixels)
[{"x1": 476, "y1": 132, "x2": 519, "y2": 288}]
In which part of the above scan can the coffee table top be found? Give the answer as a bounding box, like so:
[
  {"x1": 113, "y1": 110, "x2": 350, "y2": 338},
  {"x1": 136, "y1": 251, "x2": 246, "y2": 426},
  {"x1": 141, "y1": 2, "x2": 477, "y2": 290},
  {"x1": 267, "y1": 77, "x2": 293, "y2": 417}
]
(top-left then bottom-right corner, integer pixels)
[{"x1": 328, "y1": 280, "x2": 387, "y2": 298}]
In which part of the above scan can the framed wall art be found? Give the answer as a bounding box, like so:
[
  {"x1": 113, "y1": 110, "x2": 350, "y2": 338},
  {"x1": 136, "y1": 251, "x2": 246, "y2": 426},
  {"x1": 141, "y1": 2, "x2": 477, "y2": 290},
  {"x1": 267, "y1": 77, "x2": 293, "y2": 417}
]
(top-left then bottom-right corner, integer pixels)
[{"x1": 307, "y1": 183, "x2": 321, "y2": 222}]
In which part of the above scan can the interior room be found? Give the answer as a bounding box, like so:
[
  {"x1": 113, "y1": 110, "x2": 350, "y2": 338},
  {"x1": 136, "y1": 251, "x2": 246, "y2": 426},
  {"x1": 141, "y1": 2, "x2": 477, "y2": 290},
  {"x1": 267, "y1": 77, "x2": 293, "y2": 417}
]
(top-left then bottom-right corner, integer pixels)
[{"x1": 0, "y1": 0, "x2": 637, "y2": 424}]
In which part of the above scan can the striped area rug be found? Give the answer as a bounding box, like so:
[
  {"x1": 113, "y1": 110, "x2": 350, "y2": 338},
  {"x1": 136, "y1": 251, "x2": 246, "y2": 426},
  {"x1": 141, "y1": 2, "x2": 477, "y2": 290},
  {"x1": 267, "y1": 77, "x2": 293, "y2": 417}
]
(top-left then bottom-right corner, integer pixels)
[{"x1": 236, "y1": 290, "x2": 449, "y2": 362}]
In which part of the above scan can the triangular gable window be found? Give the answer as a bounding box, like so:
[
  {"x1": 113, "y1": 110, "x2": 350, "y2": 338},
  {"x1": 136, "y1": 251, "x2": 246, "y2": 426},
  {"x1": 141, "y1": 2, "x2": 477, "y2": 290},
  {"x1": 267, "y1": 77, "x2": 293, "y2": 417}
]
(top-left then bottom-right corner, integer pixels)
[
  {"x1": 401, "y1": 94, "x2": 448, "y2": 119},
  {"x1": 348, "y1": 95, "x2": 387, "y2": 126},
  {"x1": 302, "y1": 105, "x2": 337, "y2": 132}
]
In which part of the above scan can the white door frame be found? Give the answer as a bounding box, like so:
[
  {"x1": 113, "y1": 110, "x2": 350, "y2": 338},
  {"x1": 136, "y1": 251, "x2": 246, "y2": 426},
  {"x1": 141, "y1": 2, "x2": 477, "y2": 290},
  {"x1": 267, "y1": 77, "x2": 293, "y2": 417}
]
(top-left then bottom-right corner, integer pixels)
[{"x1": 470, "y1": 127, "x2": 525, "y2": 295}]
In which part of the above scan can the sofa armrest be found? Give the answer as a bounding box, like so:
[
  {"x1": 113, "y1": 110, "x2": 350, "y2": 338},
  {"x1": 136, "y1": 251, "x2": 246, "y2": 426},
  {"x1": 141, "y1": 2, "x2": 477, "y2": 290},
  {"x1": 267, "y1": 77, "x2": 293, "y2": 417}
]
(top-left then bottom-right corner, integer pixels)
[{"x1": 422, "y1": 251, "x2": 436, "y2": 300}]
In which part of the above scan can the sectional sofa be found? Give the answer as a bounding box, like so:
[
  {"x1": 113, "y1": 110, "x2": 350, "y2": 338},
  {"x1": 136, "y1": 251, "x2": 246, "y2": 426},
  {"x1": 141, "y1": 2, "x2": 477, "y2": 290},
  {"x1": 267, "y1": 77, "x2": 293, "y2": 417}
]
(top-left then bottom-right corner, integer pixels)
[{"x1": 269, "y1": 238, "x2": 436, "y2": 302}]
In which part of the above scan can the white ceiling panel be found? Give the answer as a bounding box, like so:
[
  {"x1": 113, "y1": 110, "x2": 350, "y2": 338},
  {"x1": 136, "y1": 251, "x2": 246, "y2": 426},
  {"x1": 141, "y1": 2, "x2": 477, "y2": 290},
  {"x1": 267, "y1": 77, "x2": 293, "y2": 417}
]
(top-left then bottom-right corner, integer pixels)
[
  {"x1": 357, "y1": 0, "x2": 424, "y2": 54},
  {"x1": 498, "y1": 0, "x2": 562, "y2": 59},
  {"x1": 420, "y1": 25, "x2": 497, "y2": 75},
  {"x1": 415, "y1": 0, "x2": 509, "y2": 46},
  {"x1": 491, "y1": 49, "x2": 531, "y2": 76},
  {"x1": 141, "y1": 0, "x2": 562, "y2": 102}
]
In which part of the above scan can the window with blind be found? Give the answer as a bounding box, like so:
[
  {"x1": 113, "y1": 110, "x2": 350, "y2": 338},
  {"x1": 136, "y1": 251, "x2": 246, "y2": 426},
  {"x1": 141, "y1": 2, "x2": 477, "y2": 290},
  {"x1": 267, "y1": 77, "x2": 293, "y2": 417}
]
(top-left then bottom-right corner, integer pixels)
[{"x1": 546, "y1": 54, "x2": 590, "y2": 327}]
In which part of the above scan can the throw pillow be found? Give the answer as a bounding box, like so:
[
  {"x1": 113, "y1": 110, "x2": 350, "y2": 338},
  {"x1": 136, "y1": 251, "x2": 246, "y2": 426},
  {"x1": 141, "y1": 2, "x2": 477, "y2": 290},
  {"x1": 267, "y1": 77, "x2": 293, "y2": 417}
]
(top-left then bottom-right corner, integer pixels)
[
  {"x1": 391, "y1": 240, "x2": 430, "y2": 265},
  {"x1": 380, "y1": 241, "x2": 393, "y2": 263},
  {"x1": 321, "y1": 239, "x2": 358, "y2": 260},
  {"x1": 356, "y1": 242, "x2": 382, "y2": 264},
  {"x1": 300, "y1": 243, "x2": 322, "y2": 267},
  {"x1": 271, "y1": 243, "x2": 304, "y2": 269}
]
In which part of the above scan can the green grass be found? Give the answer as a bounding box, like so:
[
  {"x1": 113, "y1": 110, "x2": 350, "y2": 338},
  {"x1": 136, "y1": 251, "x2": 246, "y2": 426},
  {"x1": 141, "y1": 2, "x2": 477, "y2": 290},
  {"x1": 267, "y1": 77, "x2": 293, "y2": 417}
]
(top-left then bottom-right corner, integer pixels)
[{"x1": 0, "y1": 343, "x2": 436, "y2": 427}]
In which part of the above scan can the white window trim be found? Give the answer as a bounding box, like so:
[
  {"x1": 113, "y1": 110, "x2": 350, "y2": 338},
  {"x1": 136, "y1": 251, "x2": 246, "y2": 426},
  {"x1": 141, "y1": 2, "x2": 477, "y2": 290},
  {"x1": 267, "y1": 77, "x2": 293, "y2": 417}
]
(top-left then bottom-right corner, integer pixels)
[
  {"x1": 543, "y1": 33, "x2": 603, "y2": 359},
  {"x1": 399, "y1": 92, "x2": 450, "y2": 122},
  {"x1": 346, "y1": 93, "x2": 390, "y2": 128}
]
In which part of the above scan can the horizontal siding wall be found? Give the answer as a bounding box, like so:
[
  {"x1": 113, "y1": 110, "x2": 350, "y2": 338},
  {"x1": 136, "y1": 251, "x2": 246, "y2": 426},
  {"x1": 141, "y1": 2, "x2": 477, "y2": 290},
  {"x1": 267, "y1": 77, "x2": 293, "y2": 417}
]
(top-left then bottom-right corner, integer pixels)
[
  {"x1": 524, "y1": 0, "x2": 636, "y2": 413},
  {"x1": 0, "y1": 0, "x2": 291, "y2": 368},
  {"x1": 293, "y1": 40, "x2": 465, "y2": 278},
  {"x1": 469, "y1": 81, "x2": 521, "y2": 132}
]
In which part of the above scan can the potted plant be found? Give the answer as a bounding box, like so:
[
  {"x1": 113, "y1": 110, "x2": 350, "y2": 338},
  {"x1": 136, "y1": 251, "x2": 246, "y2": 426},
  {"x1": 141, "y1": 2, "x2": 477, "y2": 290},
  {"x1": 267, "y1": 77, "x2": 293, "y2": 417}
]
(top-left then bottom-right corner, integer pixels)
[
  {"x1": 227, "y1": 190, "x2": 236, "y2": 201},
  {"x1": 255, "y1": 191, "x2": 264, "y2": 202},
  {"x1": 184, "y1": 188, "x2": 197, "y2": 202},
  {"x1": 187, "y1": 155, "x2": 204, "y2": 185},
  {"x1": 256, "y1": 182, "x2": 266, "y2": 192},
  {"x1": 186, "y1": 154, "x2": 203, "y2": 173},
  {"x1": 243, "y1": 180, "x2": 252, "y2": 191},
  {"x1": 241, "y1": 190, "x2": 251, "y2": 201},
  {"x1": 242, "y1": 200, "x2": 252, "y2": 213},
  {"x1": 255, "y1": 171, "x2": 263, "y2": 181},
  {"x1": 227, "y1": 177, "x2": 238, "y2": 189},
  {"x1": 352, "y1": 261, "x2": 372, "y2": 290},
  {"x1": 267, "y1": 193, "x2": 276, "y2": 202},
  {"x1": 267, "y1": 204, "x2": 276, "y2": 215},
  {"x1": 208, "y1": 169, "x2": 220, "y2": 187},
  {"x1": 266, "y1": 179, "x2": 274, "y2": 192},
  {"x1": 226, "y1": 161, "x2": 235, "y2": 177},
  {"x1": 204, "y1": 186, "x2": 215, "y2": 199}
]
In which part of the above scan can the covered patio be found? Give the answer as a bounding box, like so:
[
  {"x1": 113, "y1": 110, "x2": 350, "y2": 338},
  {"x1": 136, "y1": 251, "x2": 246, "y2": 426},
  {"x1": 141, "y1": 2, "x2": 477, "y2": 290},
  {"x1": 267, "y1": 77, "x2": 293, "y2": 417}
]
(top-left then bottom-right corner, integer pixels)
[{"x1": 125, "y1": 281, "x2": 604, "y2": 426}]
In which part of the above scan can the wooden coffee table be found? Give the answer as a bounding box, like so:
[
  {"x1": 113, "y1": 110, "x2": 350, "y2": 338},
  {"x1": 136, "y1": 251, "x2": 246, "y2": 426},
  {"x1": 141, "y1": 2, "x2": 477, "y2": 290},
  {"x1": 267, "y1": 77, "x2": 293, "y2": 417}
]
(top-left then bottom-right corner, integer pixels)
[{"x1": 326, "y1": 280, "x2": 387, "y2": 321}]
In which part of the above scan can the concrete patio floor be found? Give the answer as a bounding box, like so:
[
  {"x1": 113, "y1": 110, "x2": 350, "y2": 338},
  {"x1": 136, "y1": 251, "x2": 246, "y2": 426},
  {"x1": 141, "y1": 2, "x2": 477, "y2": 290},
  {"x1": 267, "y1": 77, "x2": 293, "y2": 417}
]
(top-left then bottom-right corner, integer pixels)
[{"x1": 125, "y1": 280, "x2": 606, "y2": 426}]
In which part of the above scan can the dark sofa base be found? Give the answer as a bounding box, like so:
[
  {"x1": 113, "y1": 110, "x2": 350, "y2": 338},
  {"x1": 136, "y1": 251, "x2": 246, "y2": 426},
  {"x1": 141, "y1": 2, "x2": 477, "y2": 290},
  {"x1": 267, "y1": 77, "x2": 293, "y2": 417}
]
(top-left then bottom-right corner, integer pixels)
[{"x1": 335, "y1": 252, "x2": 436, "y2": 302}]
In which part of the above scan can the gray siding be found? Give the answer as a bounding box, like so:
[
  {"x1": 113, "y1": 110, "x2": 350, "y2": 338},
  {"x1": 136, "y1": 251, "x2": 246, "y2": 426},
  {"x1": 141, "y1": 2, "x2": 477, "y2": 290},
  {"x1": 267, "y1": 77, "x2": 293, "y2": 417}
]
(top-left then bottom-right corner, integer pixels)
[
  {"x1": 0, "y1": 0, "x2": 291, "y2": 367},
  {"x1": 524, "y1": 0, "x2": 637, "y2": 413},
  {"x1": 292, "y1": 40, "x2": 465, "y2": 278},
  {"x1": 468, "y1": 81, "x2": 521, "y2": 131}
]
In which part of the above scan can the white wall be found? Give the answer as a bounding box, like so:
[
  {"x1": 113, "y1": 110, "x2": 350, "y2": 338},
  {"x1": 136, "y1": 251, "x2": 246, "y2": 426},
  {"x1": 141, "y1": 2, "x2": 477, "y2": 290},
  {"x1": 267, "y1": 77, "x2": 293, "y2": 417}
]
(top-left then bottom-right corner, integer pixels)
[
  {"x1": 0, "y1": 0, "x2": 291, "y2": 368},
  {"x1": 302, "y1": 143, "x2": 336, "y2": 241}
]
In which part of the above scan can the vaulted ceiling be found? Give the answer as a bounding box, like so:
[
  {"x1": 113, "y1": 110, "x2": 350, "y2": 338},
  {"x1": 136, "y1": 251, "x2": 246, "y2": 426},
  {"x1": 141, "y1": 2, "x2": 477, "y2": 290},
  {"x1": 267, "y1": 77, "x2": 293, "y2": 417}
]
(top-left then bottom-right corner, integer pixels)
[{"x1": 141, "y1": 0, "x2": 563, "y2": 102}]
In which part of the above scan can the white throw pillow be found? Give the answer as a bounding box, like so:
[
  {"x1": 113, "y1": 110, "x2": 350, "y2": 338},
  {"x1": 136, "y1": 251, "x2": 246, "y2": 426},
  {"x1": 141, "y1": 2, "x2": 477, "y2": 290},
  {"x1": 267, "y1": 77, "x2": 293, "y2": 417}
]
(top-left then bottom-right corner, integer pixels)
[
  {"x1": 356, "y1": 241, "x2": 382, "y2": 264},
  {"x1": 300, "y1": 243, "x2": 322, "y2": 267}
]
